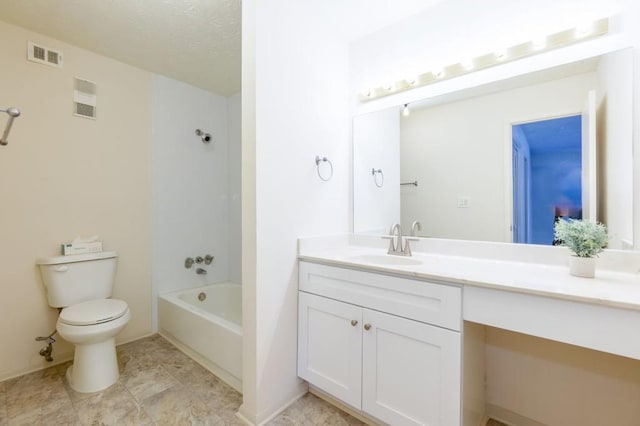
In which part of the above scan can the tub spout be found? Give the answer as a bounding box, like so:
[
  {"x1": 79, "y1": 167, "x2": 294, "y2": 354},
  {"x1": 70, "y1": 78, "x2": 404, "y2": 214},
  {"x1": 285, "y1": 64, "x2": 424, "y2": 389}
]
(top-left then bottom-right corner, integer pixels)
[{"x1": 196, "y1": 268, "x2": 207, "y2": 275}]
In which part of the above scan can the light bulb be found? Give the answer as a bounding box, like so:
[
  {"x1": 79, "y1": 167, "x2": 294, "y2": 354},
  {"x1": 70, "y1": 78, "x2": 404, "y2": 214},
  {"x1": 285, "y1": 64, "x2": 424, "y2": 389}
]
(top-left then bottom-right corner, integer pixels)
[
  {"x1": 402, "y1": 104, "x2": 410, "y2": 117},
  {"x1": 532, "y1": 36, "x2": 547, "y2": 51},
  {"x1": 575, "y1": 22, "x2": 593, "y2": 38}
]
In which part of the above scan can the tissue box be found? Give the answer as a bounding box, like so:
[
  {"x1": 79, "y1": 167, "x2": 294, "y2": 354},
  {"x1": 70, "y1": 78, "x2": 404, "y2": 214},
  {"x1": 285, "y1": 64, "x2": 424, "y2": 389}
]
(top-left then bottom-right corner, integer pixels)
[{"x1": 61, "y1": 241, "x2": 103, "y2": 255}]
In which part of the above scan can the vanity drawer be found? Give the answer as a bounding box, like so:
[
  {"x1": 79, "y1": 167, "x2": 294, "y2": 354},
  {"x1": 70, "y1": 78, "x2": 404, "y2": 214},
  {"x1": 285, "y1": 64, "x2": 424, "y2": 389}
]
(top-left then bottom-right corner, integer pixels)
[{"x1": 299, "y1": 261, "x2": 461, "y2": 331}]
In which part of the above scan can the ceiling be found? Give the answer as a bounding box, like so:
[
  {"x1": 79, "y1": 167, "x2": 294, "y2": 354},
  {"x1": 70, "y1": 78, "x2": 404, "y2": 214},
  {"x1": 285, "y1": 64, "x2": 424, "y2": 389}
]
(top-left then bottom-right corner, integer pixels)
[
  {"x1": 0, "y1": 0, "x2": 446, "y2": 97},
  {"x1": 0, "y1": 0, "x2": 241, "y2": 96}
]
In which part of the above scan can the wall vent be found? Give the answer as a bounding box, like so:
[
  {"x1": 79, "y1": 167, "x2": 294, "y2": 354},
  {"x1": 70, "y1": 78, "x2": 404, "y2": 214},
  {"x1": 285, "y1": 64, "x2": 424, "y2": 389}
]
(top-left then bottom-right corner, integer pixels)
[
  {"x1": 27, "y1": 41, "x2": 63, "y2": 68},
  {"x1": 73, "y1": 78, "x2": 97, "y2": 119}
]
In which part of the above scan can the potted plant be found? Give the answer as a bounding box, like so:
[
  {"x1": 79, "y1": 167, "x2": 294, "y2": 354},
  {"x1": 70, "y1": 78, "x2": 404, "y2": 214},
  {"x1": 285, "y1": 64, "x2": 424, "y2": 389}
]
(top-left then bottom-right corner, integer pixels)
[{"x1": 554, "y1": 218, "x2": 608, "y2": 278}]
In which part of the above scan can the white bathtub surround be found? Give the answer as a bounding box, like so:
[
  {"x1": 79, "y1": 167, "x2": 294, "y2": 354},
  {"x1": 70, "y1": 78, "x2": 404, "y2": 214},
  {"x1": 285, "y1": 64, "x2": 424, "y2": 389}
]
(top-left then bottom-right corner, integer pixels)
[
  {"x1": 298, "y1": 234, "x2": 640, "y2": 424},
  {"x1": 151, "y1": 75, "x2": 242, "y2": 331},
  {"x1": 158, "y1": 283, "x2": 242, "y2": 392}
]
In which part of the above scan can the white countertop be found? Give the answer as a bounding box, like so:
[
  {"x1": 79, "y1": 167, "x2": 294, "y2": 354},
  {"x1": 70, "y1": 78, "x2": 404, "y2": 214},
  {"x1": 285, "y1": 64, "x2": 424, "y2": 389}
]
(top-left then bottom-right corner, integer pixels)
[{"x1": 298, "y1": 235, "x2": 640, "y2": 312}]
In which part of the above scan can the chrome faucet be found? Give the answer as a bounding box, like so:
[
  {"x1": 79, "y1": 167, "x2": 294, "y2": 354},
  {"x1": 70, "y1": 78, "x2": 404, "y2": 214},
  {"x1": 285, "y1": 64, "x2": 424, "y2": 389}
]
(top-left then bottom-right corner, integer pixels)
[
  {"x1": 383, "y1": 223, "x2": 418, "y2": 256},
  {"x1": 411, "y1": 220, "x2": 422, "y2": 237},
  {"x1": 390, "y1": 223, "x2": 401, "y2": 253}
]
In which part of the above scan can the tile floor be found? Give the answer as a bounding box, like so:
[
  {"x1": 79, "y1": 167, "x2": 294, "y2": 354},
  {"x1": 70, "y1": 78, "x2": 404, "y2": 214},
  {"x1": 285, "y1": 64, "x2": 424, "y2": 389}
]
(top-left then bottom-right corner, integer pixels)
[
  {"x1": 0, "y1": 334, "x2": 509, "y2": 425},
  {"x1": 0, "y1": 335, "x2": 363, "y2": 425}
]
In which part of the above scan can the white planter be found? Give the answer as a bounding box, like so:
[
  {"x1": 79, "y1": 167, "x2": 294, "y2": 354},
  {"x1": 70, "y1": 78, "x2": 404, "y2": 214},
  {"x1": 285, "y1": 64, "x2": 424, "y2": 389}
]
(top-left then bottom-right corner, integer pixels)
[{"x1": 569, "y1": 256, "x2": 596, "y2": 278}]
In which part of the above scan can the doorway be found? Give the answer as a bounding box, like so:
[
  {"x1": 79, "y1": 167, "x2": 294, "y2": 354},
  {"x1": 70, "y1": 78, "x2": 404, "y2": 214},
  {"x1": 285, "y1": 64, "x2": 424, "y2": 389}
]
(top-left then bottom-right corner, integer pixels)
[{"x1": 512, "y1": 115, "x2": 583, "y2": 245}]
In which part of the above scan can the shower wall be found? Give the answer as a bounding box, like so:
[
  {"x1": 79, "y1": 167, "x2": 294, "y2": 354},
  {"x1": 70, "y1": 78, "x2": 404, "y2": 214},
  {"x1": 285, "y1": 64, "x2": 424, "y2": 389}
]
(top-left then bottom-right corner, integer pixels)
[
  {"x1": 151, "y1": 75, "x2": 241, "y2": 330},
  {"x1": 227, "y1": 93, "x2": 242, "y2": 285}
]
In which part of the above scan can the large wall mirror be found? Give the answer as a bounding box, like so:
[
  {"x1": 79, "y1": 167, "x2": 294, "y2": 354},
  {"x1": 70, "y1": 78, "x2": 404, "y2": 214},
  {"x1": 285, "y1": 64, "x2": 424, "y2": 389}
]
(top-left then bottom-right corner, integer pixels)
[{"x1": 353, "y1": 49, "x2": 633, "y2": 249}]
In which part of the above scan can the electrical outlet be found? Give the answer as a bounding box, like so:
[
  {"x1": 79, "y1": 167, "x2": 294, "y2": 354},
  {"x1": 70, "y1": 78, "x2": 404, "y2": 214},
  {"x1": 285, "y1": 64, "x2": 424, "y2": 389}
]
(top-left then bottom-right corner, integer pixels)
[{"x1": 457, "y1": 196, "x2": 471, "y2": 208}]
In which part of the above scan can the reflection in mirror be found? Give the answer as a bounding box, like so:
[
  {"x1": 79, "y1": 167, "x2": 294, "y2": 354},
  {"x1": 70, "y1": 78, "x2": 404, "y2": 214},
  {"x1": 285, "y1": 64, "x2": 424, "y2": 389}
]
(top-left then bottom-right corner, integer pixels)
[{"x1": 353, "y1": 49, "x2": 633, "y2": 248}]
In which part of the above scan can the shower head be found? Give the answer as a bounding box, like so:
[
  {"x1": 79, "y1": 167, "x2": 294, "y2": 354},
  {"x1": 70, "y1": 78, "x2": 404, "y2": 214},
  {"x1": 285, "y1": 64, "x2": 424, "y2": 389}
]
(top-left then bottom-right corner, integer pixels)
[{"x1": 6, "y1": 107, "x2": 20, "y2": 118}]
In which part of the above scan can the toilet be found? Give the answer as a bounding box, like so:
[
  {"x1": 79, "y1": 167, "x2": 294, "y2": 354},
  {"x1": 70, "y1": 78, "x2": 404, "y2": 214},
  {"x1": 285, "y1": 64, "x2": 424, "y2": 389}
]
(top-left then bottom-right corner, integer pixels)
[{"x1": 37, "y1": 251, "x2": 130, "y2": 393}]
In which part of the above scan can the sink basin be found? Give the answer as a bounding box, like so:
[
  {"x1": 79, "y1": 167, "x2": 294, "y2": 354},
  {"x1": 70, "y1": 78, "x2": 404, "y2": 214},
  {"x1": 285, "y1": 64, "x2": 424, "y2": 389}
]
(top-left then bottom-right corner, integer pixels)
[{"x1": 349, "y1": 254, "x2": 423, "y2": 266}]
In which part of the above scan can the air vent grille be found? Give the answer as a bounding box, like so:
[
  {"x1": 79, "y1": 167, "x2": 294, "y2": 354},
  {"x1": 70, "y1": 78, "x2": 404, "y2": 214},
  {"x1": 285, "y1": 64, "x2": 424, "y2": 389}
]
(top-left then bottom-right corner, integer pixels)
[
  {"x1": 47, "y1": 50, "x2": 59, "y2": 64},
  {"x1": 27, "y1": 41, "x2": 63, "y2": 68},
  {"x1": 75, "y1": 103, "x2": 95, "y2": 119},
  {"x1": 33, "y1": 45, "x2": 45, "y2": 60},
  {"x1": 73, "y1": 78, "x2": 97, "y2": 119}
]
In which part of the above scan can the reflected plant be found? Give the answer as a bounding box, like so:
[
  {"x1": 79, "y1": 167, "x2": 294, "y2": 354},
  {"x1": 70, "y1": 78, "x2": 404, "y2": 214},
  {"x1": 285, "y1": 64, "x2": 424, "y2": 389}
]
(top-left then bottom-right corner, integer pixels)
[{"x1": 554, "y1": 219, "x2": 608, "y2": 258}]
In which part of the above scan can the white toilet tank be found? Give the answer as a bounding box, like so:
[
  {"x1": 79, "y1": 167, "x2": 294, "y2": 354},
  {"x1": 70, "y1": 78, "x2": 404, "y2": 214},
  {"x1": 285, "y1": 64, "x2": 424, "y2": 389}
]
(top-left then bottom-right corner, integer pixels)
[{"x1": 37, "y1": 251, "x2": 118, "y2": 308}]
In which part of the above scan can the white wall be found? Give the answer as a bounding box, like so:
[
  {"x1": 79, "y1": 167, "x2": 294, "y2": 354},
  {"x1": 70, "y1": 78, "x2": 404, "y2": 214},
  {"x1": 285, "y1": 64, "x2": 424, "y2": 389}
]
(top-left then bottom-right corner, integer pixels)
[
  {"x1": 0, "y1": 20, "x2": 152, "y2": 380},
  {"x1": 241, "y1": 1, "x2": 354, "y2": 423},
  {"x1": 350, "y1": 0, "x2": 623, "y2": 98},
  {"x1": 228, "y1": 92, "x2": 242, "y2": 284},
  {"x1": 597, "y1": 49, "x2": 634, "y2": 248},
  {"x1": 152, "y1": 75, "x2": 238, "y2": 329},
  {"x1": 400, "y1": 73, "x2": 596, "y2": 242},
  {"x1": 485, "y1": 327, "x2": 640, "y2": 425},
  {"x1": 353, "y1": 108, "x2": 401, "y2": 234}
]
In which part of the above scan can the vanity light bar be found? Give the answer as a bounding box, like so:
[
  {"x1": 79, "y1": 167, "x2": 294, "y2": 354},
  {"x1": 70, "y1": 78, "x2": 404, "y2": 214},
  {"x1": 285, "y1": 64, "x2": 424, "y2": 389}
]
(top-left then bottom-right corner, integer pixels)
[{"x1": 359, "y1": 17, "x2": 609, "y2": 102}]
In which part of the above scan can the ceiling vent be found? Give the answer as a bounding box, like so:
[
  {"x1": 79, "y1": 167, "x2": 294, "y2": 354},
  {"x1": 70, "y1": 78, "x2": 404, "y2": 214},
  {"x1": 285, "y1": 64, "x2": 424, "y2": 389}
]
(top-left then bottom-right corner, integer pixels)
[
  {"x1": 73, "y1": 78, "x2": 97, "y2": 119},
  {"x1": 27, "y1": 41, "x2": 63, "y2": 68}
]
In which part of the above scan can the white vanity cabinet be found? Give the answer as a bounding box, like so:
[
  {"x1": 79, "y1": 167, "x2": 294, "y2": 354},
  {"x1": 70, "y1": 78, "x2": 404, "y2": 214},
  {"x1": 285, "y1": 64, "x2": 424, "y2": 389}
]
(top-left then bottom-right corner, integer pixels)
[{"x1": 298, "y1": 261, "x2": 462, "y2": 426}]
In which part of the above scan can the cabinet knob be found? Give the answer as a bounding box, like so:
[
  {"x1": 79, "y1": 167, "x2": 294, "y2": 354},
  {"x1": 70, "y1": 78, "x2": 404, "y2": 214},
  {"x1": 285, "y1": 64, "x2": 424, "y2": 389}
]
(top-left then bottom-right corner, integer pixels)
[
  {"x1": 351, "y1": 320, "x2": 358, "y2": 327},
  {"x1": 364, "y1": 323, "x2": 372, "y2": 331}
]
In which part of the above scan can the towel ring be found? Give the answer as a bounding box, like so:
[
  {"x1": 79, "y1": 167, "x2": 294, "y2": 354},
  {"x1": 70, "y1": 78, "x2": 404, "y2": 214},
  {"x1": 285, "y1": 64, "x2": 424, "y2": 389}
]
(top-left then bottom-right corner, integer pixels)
[
  {"x1": 372, "y1": 168, "x2": 384, "y2": 188},
  {"x1": 315, "y1": 156, "x2": 333, "y2": 181}
]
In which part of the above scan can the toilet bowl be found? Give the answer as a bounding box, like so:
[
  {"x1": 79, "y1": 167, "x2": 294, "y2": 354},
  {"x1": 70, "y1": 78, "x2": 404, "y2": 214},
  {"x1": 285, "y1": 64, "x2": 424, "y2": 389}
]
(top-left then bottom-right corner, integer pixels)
[
  {"x1": 37, "y1": 251, "x2": 130, "y2": 393},
  {"x1": 56, "y1": 298, "x2": 131, "y2": 393}
]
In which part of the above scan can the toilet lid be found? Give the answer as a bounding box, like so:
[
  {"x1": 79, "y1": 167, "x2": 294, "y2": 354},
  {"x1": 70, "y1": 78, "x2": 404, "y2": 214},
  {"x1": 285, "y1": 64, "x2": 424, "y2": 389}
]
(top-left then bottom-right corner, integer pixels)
[{"x1": 59, "y1": 299, "x2": 129, "y2": 326}]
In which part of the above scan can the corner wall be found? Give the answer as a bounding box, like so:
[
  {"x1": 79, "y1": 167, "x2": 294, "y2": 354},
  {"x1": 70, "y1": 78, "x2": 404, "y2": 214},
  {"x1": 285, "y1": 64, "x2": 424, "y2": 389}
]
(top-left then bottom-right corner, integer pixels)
[
  {"x1": 0, "y1": 20, "x2": 153, "y2": 380},
  {"x1": 240, "y1": 1, "x2": 352, "y2": 422}
]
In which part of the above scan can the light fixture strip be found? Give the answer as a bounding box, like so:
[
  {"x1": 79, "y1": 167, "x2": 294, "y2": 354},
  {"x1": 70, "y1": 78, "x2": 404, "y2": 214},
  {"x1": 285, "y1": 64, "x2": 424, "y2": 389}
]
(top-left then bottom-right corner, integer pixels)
[{"x1": 360, "y1": 17, "x2": 608, "y2": 102}]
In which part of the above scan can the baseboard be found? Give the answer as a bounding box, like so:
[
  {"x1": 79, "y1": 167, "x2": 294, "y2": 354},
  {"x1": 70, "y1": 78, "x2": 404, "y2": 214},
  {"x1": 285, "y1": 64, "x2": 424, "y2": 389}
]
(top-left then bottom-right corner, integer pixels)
[
  {"x1": 309, "y1": 385, "x2": 383, "y2": 426},
  {"x1": 158, "y1": 331, "x2": 242, "y2": 393},
  {"x1": 235, "y1": 409, "x2": 255, "y2": 426},
  {"x1": 486, "y1": 403, "x2": 547, "y2": 426},
  {"x1": 0, "y1": 350, "x2": 74, "y2": 383},
  {"x1": 117, "y1": 332, "x2": 155, "y2": 346},
  {"x1": 236, "y1": 382, "x2": 308, "y2": 426},
  {"x1": 1, "y1": 332, "x2": 162, "y2": 383}
]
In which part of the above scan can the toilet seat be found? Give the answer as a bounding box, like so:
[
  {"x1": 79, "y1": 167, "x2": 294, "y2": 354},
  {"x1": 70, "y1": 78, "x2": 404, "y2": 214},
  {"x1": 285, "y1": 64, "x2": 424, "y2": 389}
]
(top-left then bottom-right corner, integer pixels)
[{"x1": 59, "y1": 299, "x2": 129, "y2": 326}]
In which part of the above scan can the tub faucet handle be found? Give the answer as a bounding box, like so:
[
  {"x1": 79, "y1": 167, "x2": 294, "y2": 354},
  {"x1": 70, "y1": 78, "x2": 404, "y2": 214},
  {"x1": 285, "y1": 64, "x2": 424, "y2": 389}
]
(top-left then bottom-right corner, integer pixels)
[
  {"x1": 184, "y1": 257, "x2": 194, "y2": 269},
  {"x1": 204, "y1": 254, "x2": 214, "y2": 265},
  {"x1": 195, "y1": 256, "x2": 204, "y2": 264}
]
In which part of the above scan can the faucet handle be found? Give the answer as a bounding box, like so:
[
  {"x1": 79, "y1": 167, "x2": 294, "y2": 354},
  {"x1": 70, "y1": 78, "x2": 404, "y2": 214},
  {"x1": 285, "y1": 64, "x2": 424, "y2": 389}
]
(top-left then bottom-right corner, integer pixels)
[
  {"x1": 402, "y1": 237, "x2": 420, "y2": 256},
  {"x1": 381, "y1": 235, "x2": 396, "y2": 253},
  {"x1": 411, "y1": 220, "x2": 422, "y2": 236}
]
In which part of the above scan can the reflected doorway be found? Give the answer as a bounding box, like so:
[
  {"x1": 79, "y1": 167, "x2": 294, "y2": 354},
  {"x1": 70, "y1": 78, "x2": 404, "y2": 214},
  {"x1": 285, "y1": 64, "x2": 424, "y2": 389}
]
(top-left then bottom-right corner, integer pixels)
[{"x1": 512, "y1": 115, "x2": 582, "y2": 245}]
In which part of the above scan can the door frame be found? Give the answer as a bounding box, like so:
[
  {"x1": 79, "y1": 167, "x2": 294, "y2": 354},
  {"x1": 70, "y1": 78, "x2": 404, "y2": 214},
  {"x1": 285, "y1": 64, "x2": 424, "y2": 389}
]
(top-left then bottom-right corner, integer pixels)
[{"x1": 503, "y1": 110, "x2": 582, "y2": 243}]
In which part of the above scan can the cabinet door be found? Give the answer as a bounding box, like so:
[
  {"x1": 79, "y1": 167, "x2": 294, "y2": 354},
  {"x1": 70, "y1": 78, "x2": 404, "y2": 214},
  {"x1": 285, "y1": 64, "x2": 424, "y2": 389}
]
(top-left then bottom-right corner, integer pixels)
[
  {"x1": 298, "y1": 292, "x2": 363, "y2": 409},
  {"x1": 362, "y1": 309, "x2": 461, "y2": 426}
]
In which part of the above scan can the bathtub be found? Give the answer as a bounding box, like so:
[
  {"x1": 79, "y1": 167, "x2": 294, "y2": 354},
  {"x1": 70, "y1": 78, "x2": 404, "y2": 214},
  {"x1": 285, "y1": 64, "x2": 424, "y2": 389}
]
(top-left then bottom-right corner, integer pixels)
[{"x1": 158, "y1": 283, "x2": 242, "y2": 391}]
